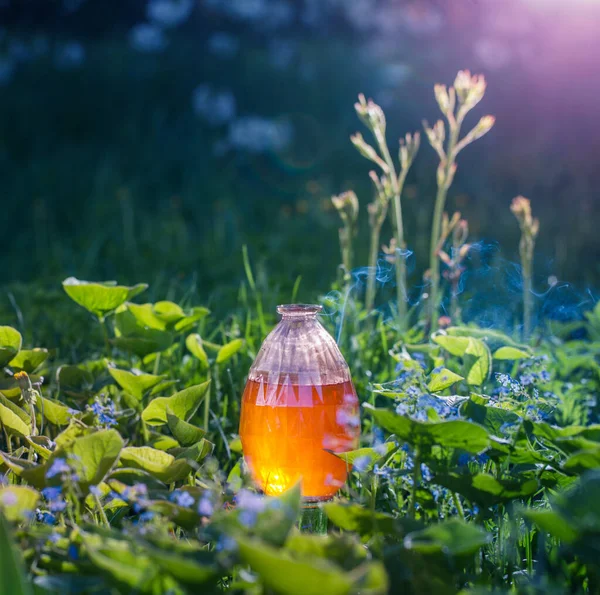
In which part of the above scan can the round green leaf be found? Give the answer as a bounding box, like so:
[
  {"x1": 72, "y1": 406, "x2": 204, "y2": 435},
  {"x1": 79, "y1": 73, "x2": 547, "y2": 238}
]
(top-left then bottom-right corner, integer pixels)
[
  {"x1": 0, "y1": 486, "x2": 40, "y2": 522},
  {"x1": 0, "y1": 327, "x2": 22, "y2": 368},
  {"x1": 142, "y1": 380, "x2": 210, "y2": 426},
  {"x1": 493, "y1": 346, "x2": 532, "y2": 360},
  {"x1": 427, "y1": 368, "x2": 464, "y2": 393},
  {"x1": 216, "y1": 339, "x2": 245, "y2": 364},
  {"x1": 108, "y1": 367, "x2": 164, "y2": 400},
  {"x1": 185, "y1": 333, "x2": 209, "y2": 366},
  {"x1": 8, "y1": 348, "x2": 49, "y2": 372},
  {"x1": 62, "y1": 277, "x2": 148, "y2": 319}
]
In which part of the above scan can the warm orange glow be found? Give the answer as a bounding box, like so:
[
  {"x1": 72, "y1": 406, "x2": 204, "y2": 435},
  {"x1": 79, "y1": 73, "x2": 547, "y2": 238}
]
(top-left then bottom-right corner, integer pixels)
[{"x1": 239, "y1": 379, "x2": 359, "y2": 498}]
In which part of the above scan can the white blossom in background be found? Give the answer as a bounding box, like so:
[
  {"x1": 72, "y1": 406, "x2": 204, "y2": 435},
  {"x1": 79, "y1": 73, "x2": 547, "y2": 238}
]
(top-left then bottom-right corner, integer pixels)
[
  {"x1": 192, "y1": 85, "x2": 237, "y2": 126},
  {"x1": 267, "y1": 39, "x2": 297, "y2": 70},
  {"x1": 258, "y1": 0, "x2": 294, "y2": 31},
  {"x1": 63, "y1": 0, "x2": 87, "y2": 13},
  {"x1": 0, "y1": 57, "x2": 15, "y2": 85},
  {"x1": 344, "y1": 0, "x2": 378, "y2": 31},
  {"x1": 205, "y1": 0, "x2": 293, "y2": 29},
  {"x1": 379, "y1": 62, "x2": 412, "y2": 88},
  {"x1": 228, "y1": 116, "x2": 293, "y2": 153},
  {"x1": 147, "y1": 0, "x2": 194, "y2": 28},
  {"x1": 207, "y1": 32, "x2": 240, "y2": 58},
  {"x1": 54, "y1": 41, "x2": 85, "y2": 70},
  {"x1": 398, "y1": 3, "x2": 444, "y2": 36},
  {"x1": 205, "y1": 0, "x2": 267, "y2": 22},
  {"x1": 129, "y1": 23, "x2": 168, "y2": 53},
  {"x1": 8, "y1": 40, "x2": 32, "y2": 62},
  {"x1": 474, "y1": 38, "x2": 512, "y2": 70}
]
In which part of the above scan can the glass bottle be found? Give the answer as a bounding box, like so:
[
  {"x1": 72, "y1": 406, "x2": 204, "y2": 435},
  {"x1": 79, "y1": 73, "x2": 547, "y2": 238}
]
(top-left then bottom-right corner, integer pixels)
[{"x1": 239, "y1": 304, "x2": 360, "y2": 500}]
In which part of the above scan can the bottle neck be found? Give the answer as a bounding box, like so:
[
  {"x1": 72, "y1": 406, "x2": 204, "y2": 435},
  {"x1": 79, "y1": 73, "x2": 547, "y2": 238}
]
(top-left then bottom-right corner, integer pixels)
[{"x1": 277, "y1": 304, "x2": 322, "y2": 319}]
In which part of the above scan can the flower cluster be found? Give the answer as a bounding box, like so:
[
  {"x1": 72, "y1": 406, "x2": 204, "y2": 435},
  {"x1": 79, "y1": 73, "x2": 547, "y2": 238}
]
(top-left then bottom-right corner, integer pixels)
[{"x1": 87, "y1": 397, "x2": 117, "y2": 428}]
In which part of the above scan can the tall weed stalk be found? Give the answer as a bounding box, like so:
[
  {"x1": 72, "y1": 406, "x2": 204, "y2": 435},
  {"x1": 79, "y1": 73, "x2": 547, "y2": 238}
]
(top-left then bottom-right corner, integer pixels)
[
  {"x1": 351, "y1": 95, "x2": 419, "y2": 324},
  {"x1": 424, "y1": 71, "x2": 495, "y2": 330},
  {"x1": 511, "y1": 196, "x2": 539, "y2": 339}
]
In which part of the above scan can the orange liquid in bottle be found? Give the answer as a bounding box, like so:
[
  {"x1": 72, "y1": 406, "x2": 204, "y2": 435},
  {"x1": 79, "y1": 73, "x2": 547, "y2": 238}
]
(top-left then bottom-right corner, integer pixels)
[{"x1": 239, "y1": 379, "x2": 360, "y2": 498}]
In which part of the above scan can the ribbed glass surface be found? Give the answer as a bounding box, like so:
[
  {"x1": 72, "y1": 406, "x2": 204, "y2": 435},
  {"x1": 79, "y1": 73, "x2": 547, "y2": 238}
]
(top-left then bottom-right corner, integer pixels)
[{"x1": 239, "y1": 304, "x2": 359, "y2": 499}]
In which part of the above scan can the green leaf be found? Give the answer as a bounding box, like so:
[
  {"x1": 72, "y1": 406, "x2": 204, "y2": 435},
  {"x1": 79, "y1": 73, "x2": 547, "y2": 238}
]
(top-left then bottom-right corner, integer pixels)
[
  {"x1": 174, "y1": 307, "x2": 210, "y2": 333},
  {"x1": 38, "y1": 396, "x2": 73, "y2": 426},
  {"x1": 0, "y1": 486, "x2": 40, "y2": 522},
  {"x1": 446, "y1": 326, "x2": 530, "y2": 350},
  {"x1": 325, "y1": 503, "x2": 421, "y2": 539},
  {"x1": 366, "y1": 406, "x2": 490, "y2": 454},
  {"x1": 56, "y1": 364, "x2": 96, "y2": 398},
  {"x1": 461, "y1": 397, "x2": 521, "y2": 437},
  {"x1": 9, "y1": 348, "x2": 49, "y2": 372},
  {"x1": 108, "y1": 367, "x2": 164, "y2": 400},
  {"x1": 404, "y1": 519, "x2": 491, "y2": 557},
  {"x1": 55, "y1": 429, "x2": 123, "y2": 492},
  {"x1": 522, "y1": 509, "x2": 578, "y2": 543},
  {"x1": 153, "y1": 301, "x2": 186, "y2": 323},
  {"x1": 185, "y1": 333, "x2": 209, "y2": 366},
  {"x1": 563, "y1": 449, "x2": 600, "y2": 473},
  {"x1": 0, "y1": 401, "x2": 30, "y2": 437},
  {"x1": 432, "y1": 334, "x2": 470, "y2": 357},
  {"x1": 464, "y1": 338, "x2": 491, "y2": 386},
  {"x1": 216, "y1": 339, "x2": 245, "y2": 364},
  {"x1": 236, "y1": 536, "x2": 353, "y2": 595},
  {"x1": 0, "y1": 327, "x2": 23, "y2": 368},
  {"x1": 62, "y1": 277, "x2": 147, "y2": 319},
  {"x1": 427, "y1": 368, "x2": 464, "y2": 393},
  {"x1": 334, "y1": 442, "x2": 398, "y2": 473},
  {"x1": 119, "y1": 447, "x2": 192, "y2": 483},
  {"x1": 80, "y1": 533, "x2": 158, "y2": 593},
  {"x1": 434, "y1": 473, "x2": 539, "y2": 507},
  {"x1": 142, "y1": 381, "x2": 210, "y2": 426},
  {"x1": 172, "y1": 439, "x2": 214, "y2": 464},
  {"x1": 493, "y1": 346, "x2": 532, "y2": 360},
  {"x1": 167, "y1": 409, "x2": 206, "y2": 446},
  {"x1": 0, "y1": 513, "x2": 33, "y2": 595},
  {"x1": 145, "y1": 546, "x2": 218, "y2": 587},
  {"x1": 107, "y1": 468, "x2": 167, "y2": 491}
]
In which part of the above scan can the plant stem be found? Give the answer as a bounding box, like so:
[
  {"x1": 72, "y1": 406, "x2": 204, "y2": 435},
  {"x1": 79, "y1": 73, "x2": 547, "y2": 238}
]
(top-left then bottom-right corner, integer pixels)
[
  {"x1": 204, "y1": 367, "x2": 213, "y2": 432},
  {"x1": 409, "y1": 448, "x2": 420, "y2": 519},
  {"x1": 378, "y1": 141, "x2": 409, "y2": 328},
  {"x1": 452, "y1": 492, "x2": 465, "y2": 521},
  {"x1": 521, "y1": 241, "x2": 533, "y2": 340},
  {"x1": 365, "y1": 225, "x2": 382, "y2": 314},
  {"x1": 94, "y1": 493, "x2": 110, "y2": 527},
  {"x1": 429, "y1": 126, "x2": 460, "y2": 332}
]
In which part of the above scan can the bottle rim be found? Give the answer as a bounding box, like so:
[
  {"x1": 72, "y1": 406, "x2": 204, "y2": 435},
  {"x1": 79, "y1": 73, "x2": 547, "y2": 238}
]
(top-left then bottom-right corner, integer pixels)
[{"x1": 276, "y1": 304, "x2": 322, "y2": 317}]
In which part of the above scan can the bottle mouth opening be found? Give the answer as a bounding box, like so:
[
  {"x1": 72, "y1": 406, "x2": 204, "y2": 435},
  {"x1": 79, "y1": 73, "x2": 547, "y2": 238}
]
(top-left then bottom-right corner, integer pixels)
[{"x1": 277, "y1": 304, "x2": 323, "y2": 318}]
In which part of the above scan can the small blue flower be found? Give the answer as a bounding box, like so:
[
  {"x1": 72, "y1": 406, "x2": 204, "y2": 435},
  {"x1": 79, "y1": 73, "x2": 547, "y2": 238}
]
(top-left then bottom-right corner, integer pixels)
[
  {"x1": 216, "y1": 535, "x2": 237, "y2": 553},
  {"x1": 68, "y1": 544, "x2": 78, "y2": 561},
  {"x1": 540, "y1": 370, "x2": 551, "y2": 382},
  {"x1": 236, "y1": 490, "x2": 266, "y2": 514},
  {"x1": 89, "y1": 485, "x2": 102, "y2": 497},
  {"x1": 458, "y1": 453, "x2": 471, "y2": 467},
  {"x1": 36, "y1": 510, "x2": 56, "y2": 525},
  {"x1": 48, "y1": 532, "x2": 61, "y2": 544},
  {"x1": 198, "y1": 495, "x2": 214, "y2": 517},
  {"x1": 406, "y1": 386, "x2": 421, "y2": 399},
  {"x1": 46, "y1": 458, "x2": 70, "y2": 479},
  {"x1": 420, "y1": 463, "x2": 432, "y2": 482},
  {"x1": 42, "y1": 486, "x2": 62, "y2": 501},
  {"x1": 519, "y1": 374, "x2": 535, "y2": 387},
  {"x1": 352, "y1": 455, "x2": 371, "y2": 473},
  {"x1": 171, "y1": 490, "x2": 195, "y2": 508},
  {"x1": 138, "y1": 511, "x2": 155, "y2": 523},
  {"x1": 395, "y1": 403, "x2": 409, "y2": 415},
  {"x1": 239, "y1": 510, "x2": 258, "y2": 527}
]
